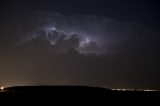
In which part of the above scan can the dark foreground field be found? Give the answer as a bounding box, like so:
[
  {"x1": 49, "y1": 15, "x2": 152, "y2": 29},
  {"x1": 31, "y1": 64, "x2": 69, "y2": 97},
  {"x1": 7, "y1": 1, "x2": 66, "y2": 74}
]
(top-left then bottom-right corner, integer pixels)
[{"x1": 0, "y1": 86, "x2": 159, "y2": 97}]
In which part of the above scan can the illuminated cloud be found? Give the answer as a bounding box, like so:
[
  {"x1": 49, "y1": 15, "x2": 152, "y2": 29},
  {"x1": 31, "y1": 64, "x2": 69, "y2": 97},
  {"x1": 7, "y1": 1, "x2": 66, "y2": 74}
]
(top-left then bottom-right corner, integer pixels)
[{"x1": 0, "y1": 11, "x2": 160, "y2": 89}]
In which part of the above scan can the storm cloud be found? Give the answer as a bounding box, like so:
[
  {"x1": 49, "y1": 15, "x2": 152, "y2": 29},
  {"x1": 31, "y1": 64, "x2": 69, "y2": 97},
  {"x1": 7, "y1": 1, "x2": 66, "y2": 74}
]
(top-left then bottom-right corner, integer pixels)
[{"x1": 0, "y1": 11, "x2": 160, "y2": 89}]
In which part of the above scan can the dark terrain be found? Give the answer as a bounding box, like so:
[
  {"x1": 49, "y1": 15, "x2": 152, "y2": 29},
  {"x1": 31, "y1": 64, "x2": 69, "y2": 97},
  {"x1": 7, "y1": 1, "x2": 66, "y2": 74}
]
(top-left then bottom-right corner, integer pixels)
[{"x1": 0, "y1": 86, "x2": 160, "y2": 97}]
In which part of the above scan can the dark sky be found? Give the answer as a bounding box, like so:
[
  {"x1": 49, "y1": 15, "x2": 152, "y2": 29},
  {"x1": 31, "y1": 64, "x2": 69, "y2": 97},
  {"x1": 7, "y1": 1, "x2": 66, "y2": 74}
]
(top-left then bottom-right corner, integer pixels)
[
  {"x1": 1, "y1": 0, "x2": 160, "y2": 29},
  {"x1": 0, "y1": 0, "x2": 160, "y2": 89}
]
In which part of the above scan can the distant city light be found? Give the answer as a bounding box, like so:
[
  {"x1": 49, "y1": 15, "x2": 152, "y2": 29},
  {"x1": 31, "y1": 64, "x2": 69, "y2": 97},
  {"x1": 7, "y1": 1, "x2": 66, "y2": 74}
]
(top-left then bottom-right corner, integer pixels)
[
  {"x1": 0, "y1": 86, "x2": 3, "y2": 90},
  {"x1": 0, "y1": 86, "x2": 4, "y2": 92},
  {"x1": 112, "y1": 88, "x2": 158, "y2": 92}
]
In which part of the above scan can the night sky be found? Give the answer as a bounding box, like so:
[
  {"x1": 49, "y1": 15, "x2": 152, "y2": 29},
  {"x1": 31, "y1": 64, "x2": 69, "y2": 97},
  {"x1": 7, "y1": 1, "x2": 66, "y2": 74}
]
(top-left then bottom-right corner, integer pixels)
[{"x1": 0, "y1": 0, "x2": 160, "y2": 89}]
